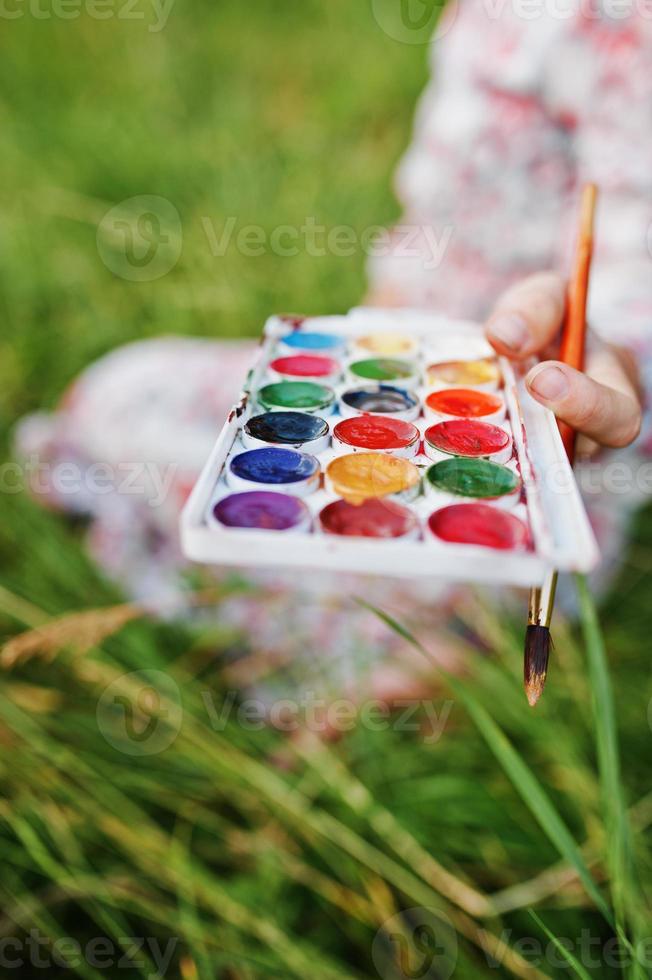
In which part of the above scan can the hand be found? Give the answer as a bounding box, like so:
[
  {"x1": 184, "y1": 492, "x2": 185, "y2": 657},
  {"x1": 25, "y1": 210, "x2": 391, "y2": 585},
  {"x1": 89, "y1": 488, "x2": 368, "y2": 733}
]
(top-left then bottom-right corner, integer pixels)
[{"x1": 485, "y1": 272, "x2": 642, "y2": 456}]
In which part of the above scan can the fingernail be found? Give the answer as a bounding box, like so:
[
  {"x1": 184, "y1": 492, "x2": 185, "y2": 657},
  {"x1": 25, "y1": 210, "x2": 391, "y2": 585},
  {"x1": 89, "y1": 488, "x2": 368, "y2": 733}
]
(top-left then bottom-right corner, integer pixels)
[
  {"x1": 528, "y1": 366, "x2": 569, "y2": 401},
  {"x1": 487, "y1": 314, "x2": 530, "y2": 352}
]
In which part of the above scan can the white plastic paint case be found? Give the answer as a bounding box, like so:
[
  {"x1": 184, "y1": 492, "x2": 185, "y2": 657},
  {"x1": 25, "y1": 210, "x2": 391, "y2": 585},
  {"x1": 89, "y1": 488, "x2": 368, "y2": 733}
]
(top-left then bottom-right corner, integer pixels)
[{"x1": 181, "y1": 308, "x2": 600, "y2": 586}]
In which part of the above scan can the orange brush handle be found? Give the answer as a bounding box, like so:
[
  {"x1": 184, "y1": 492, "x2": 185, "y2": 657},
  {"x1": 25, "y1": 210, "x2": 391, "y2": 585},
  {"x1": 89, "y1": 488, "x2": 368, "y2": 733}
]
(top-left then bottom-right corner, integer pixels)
[{"x1": 557, "y1": 184, "x2": 597, "y2": 464}]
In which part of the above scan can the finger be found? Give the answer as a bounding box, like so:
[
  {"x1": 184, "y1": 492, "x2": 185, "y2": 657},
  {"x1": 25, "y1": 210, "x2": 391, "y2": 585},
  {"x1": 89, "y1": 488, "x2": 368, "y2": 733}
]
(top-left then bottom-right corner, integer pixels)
[
  {"x1": 485, "y1": 272, "x2": 566, "y2": 360},
  {"x1": 525, "y1": 361, "x2": 642, "y2": 448},
  {"x1": 573, "y1": 344, "x2": 639, "y2": 458},
  {"x1": 574, "y1": 434, "x2": 601, "y2": 459},
  {"x1": 585, "y1": 341, "x2": 643, "y2": 402}
]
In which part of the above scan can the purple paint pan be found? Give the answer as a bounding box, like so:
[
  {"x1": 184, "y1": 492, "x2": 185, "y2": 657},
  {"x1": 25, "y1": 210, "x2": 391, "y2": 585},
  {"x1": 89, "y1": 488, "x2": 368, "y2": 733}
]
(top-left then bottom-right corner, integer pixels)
[{"x1": 213, "y1": 491, "x2": 311, "y2": 532}]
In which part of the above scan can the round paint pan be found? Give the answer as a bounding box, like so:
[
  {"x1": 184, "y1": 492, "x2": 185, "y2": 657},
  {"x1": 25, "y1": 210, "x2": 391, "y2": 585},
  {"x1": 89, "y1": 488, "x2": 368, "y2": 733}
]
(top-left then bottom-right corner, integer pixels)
[
  {"x1": 339, "y1": 385, "x2": 420, "y2": 422},
  {"x1": 278, "y1": 331, "x2": 346, "y2": 356},
  {"x1": 427, "y1": 503, "x2": 529, "y2": 550},
  {"x1": 213, "y1": 491, "x2": 311, "y2": 533},
  {"x1": 425, "y1": 457, "x2": 521, "y2": 510},
  {"x1": 243, "y1": 412, "x2": 330, "y2": 454},
  {"x1": 333, "y1": 416, "x2": 420, "y2": 458},
  {"x1": 353, "y1": 333, "x2": 419, "y2": 358},
  {"x1": 347, "y1": 357, "x2": 419, "y2": 389},
  {"x1": 227, "y1": 447, "x2": 320, "y2": 497},
  {"x1": 267, "y1": 354, "x2": 341, "y2": 386},
  {"x1": 257, "y1": 381, "x2": 335, "y2": 415},
  {"x1": 426, "y1": 357, "x2": 500, "y2": 392},
  {"x1": 319, "y1": 498, "x2": 419, "y2": 540},
  {"x1": 424, "y1": 388, "x2": 505, "y2": 424},
  {"x1": 424, "y1": 419, "x2": 512, "y2": 464},
  {"x1": 325, "y1": 452, "x2": 420, "y2": 505}
]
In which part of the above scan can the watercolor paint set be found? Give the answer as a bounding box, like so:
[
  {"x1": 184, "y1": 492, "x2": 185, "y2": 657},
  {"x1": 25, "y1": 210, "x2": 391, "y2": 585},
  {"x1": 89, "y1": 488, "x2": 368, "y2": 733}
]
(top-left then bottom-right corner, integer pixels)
[{"x1": 181, "y1": 309, "x2": 599, "y2": 586}]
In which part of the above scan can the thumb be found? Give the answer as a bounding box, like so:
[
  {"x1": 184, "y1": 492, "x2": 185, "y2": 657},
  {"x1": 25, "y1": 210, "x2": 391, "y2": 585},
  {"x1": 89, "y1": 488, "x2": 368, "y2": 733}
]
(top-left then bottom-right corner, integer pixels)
[{"x1": 525, "y1": 361, "x2": 642, "y2": 449}]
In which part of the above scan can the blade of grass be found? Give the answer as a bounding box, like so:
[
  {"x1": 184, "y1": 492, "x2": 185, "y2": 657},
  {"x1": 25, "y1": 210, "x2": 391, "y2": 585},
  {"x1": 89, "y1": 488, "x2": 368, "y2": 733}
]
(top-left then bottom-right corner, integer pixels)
[
  {"x1": 3, "y1": 810, "x2": 157, "y2": 979},
  {"x1": 0, "y1": 876, "x2": 105, "y2": 980},
  {"x1": 0, "y1": 684, "x2": 548, "y2": 980},
  {"x1": 575, "y1": 575, "x2": 643, "y2": 975},
  {"x1": 358, "y1": 599, "x2": 614, "y2": 927},
  {"x1": 528, "y1": 910, "x2": 592, "y2": 980},
  {"x1": 290, "y1": 731, "x2": 495, "y2": 917}
]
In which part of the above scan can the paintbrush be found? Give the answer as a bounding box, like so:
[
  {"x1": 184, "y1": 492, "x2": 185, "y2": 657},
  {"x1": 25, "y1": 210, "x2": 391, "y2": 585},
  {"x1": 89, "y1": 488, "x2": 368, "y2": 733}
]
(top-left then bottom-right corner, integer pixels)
[{"x1": 524, "y1": 182, "x2": 598, "y2": 707}]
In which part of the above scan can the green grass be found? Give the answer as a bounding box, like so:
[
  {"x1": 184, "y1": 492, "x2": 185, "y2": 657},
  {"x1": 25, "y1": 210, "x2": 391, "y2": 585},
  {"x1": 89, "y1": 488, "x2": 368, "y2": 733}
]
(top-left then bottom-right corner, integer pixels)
[{"x1": 1, "y1": 2, "x2": 652, "y2": 977}]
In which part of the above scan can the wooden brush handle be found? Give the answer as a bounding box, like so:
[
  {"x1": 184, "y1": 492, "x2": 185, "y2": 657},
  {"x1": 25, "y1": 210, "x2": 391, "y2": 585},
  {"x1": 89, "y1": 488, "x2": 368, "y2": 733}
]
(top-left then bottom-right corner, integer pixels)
[{"x1": 557, "y1": 184, "x2": 597, "y2": 463}]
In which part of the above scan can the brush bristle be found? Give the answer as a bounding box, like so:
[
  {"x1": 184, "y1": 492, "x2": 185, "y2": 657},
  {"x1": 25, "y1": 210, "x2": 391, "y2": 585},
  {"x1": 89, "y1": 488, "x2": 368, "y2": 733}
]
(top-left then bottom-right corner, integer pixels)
[{"x1": 524, "y1": 625, "x2": 551, "y2": 707}]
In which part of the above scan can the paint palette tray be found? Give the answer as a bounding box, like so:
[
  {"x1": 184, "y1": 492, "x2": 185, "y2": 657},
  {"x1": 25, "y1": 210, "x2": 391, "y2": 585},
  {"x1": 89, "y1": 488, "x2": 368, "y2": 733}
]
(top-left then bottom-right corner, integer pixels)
[{"x1": 181, "y1": 308, "x2": 599, "y2": 586}]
